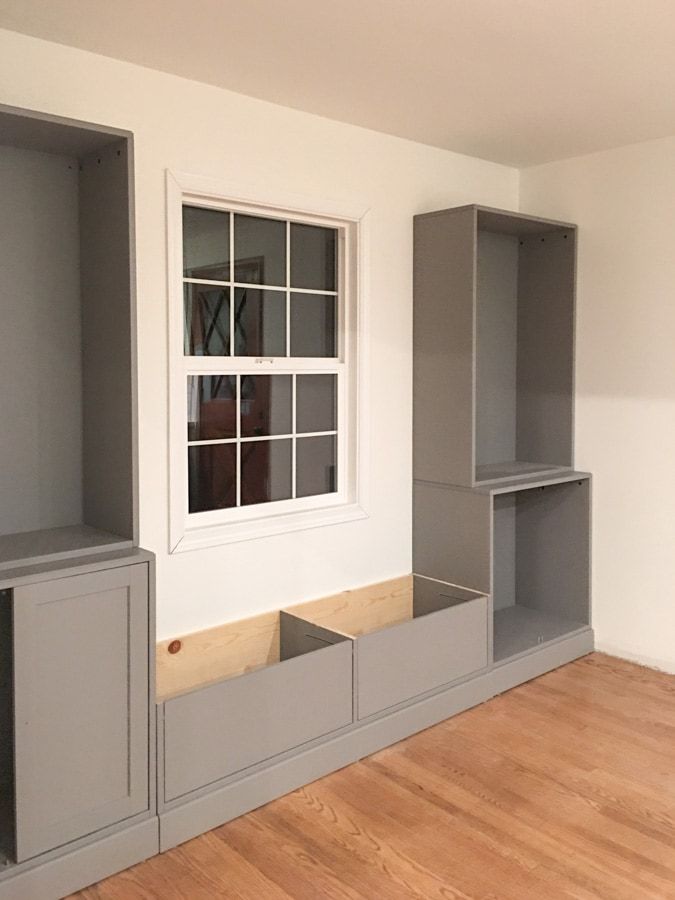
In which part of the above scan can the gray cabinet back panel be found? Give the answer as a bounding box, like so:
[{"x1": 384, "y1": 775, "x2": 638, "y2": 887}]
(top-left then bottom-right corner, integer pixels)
[
  {"x1": 476, "y1": 231, "x2": 519, "y2": 466},
  {"x1": 163, "y1": 641, "x2": 353, "y2": 802},
  {"x1": 0, "y1": 146, "x2": 83, "y2": 536},
  {"x1": 356, "y1": 596, "x2": 488, "y2": 719},
  {"x1": 12, "y1": 564, "x2": 149, "y2": 861}
]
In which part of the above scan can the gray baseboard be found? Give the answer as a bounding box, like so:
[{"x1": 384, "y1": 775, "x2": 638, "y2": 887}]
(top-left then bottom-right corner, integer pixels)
[
  {"x1": 159, "y1": 629, "x2": 593, "y2": 852},
  {"x1": 0, "y1": 818, "x2": 159, "y2": 900}
]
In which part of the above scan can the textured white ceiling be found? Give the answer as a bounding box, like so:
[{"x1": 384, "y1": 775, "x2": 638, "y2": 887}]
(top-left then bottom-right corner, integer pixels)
[{"x1": 2, "y1": 0, "x2": 675, "y2": 166}]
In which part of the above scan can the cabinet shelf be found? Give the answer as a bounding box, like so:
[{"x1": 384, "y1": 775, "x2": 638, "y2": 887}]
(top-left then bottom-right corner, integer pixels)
[
  {"x1": 0, "y1": 526, "x2": 132, "y2": 573},
  {"x1": 475, "y1": 461, "x2": 568, "y2": 485}
]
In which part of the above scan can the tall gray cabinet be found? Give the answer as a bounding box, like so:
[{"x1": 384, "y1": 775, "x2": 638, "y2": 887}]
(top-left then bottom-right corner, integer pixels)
[
  {"x1": 413, "y1": 204, "x2": 593, "y2": 676},
  {"x1": 0, "y1": 104, "x2": 156, "y2": 900}
]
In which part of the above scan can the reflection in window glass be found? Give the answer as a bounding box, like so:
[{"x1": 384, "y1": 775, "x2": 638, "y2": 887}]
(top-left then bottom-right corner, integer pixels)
[
  {"x1": 296, "y1": 435, "x2": 337, "y2": 498},
  {"x1": 240, "y1": 375, "x2": 292, "y2": 437},
  {"x1": 234, "y1": 214, "x2": 286, "y2": 286},
  {"x1": 234, "y1": 288, "x2": 286, "y2": 357},
  {"x1": 290, "y1": 292, "x2": 336, "y2": 357},
  {"x1": 290, "y1": 222, "x2": 337, "y2": 291},
  {"x1": 241, "y1": 439, "x2": 292, "y2": 506},
  {"x1": 184, "y1": 284, "x2": 230, "y2": 356},
  {"x1": 188, "y1": 444, "x2": 237, "y2": 512},
  {"x1": 296, "y1": 374, "x2": 337, "y2": 434},
  {"x1": 183, "y1": 206, "x2": 230, "y2": 281},
  {"x1": 187, "y1": 375, "x2": 236, "y2": 441}
]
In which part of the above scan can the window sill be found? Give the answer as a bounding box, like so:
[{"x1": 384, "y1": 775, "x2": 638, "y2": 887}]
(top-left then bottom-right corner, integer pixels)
[{"x1": 171, "y1": 502, "x2": 368, "y2": 552}]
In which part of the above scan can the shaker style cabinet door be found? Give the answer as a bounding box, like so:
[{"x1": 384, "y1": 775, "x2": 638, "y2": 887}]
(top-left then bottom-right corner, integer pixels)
[{"x1": 12, "y1": 564, "x2": 149, "y2": 862}]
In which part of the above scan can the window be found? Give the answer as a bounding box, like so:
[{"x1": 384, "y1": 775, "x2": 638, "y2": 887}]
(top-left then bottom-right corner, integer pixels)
[{"x1": 168, "y1": 172, "x2": 367, "y2": 550}]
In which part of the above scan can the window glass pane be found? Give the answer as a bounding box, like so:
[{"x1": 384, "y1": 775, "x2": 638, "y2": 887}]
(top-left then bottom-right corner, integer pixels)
[
  {"x1": 296, "y1": 435, "x2": 337, "y2": 497},
  {"x1": 290, "y1": 223, "x2": 337, "y2": 291},
  {"x1": 187, "y1": 375, "x2": 236, "y2": 441},
  {"x1": 296, "y1": 374, "x2": 337, "y2": 434},
  {"x1": 188, "y1": 444, "x2": 237, "y2": 512},
  {"x1": 241, "y1": 439, "x2": 292, "y2": 506},
  {"x1": 184, "y1": 284, "x2": 230, "y2": 356},
  {"x1": 241, "y1": 374, "x2": 292, "y2": 437},
  {"x1": 183, "y1": 206, "x2": 230, "y2": 281},
  {"x1": 234, "y1": 288, "x2": 286, "y2": 357},
  {"x1": 290, "y1": 292, "x2": 336, "y2": 358},
  {"x1": 234, "y1": 214, "x2": 286, "y2": 286}
]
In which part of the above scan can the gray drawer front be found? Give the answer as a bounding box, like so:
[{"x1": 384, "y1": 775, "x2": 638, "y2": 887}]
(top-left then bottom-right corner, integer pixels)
[
  {"x1": 163, "y1": 641, "x2": 353, "y2": 801},
  {"x1": 356, "y1": 596, "x2": 488, "y2": 719}
]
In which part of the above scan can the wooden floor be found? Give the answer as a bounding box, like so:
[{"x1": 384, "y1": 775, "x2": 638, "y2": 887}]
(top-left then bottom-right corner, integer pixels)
[{"x1": 71, "y1": 653, "x2": 675, "y2": 899}]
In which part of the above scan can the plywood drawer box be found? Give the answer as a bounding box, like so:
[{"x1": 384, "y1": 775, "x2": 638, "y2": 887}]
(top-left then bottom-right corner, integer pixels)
[
  {"x1": 287, "y1": 576, "x2": 489, "y2": 720},
  {"x1": 161, "y1": 612, "x2": 353, "y2": 802}
]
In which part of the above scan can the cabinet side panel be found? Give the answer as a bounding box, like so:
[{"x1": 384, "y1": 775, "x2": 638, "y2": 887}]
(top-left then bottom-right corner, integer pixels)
[
  {"x1": 413, "y1": 482, "x2": 491, "y2": 594},
  {"x1": 414, "y1": 208, "x2": 475, "y2": 487},
  {"x1": 515, "y1": 479, "x2": 590, "y2": 623},
  {"x1": 80, "y1": 139, "x2": 135, "y2": 539},
  {"x1": 516, "y1": 230, "x2": 575, "y2": 466}
]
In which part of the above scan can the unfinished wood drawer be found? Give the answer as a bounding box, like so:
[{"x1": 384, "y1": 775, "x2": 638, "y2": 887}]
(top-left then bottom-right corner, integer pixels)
[
  {"x1": 161, "y1": 612, "x2": 353, "y2": 802},
  {"x1": 287, "y1": 575, "x2": 488, "y2": 720}
]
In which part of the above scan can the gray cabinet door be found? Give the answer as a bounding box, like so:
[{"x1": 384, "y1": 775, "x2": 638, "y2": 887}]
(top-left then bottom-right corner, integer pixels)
[{"x1": 12, "y1": 564, "x2": 149, "y2": 862}]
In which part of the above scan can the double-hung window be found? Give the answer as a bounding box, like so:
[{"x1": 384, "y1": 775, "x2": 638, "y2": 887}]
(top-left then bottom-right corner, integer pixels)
[{"x1": 168, "y1": 174, "x2": 365, "y2": 551}]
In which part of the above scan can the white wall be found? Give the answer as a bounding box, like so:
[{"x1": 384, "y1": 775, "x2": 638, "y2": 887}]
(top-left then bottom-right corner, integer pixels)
[
  {"x1": 521, "y1": 138, "x2": 675, "y2": 673},
  {"x1": 0, "y1": 28, "x2": 518, "y2": 639}
]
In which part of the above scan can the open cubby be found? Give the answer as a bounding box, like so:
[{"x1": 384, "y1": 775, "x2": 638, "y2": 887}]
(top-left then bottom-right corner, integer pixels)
[
  {"x1": 0, "y1": 591, "x2": 13, "y2": 865},
  {"x1": 476, "y1": 210, "x2": 575, "y2": 484},
  {"x1": 0, "y1": 105, "x2": 137, "y2": 571},
  {"x1": 413, "y1": 204, "x2": 576, "y2": 489},
  {"x1": 492, "y1": 478, "x2": 590, "y2": 663}
]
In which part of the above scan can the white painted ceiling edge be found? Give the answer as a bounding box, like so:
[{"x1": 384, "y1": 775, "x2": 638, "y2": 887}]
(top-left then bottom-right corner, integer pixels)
[{"x1": 1, "y1": 0, "x2": 675, "y2": 166}]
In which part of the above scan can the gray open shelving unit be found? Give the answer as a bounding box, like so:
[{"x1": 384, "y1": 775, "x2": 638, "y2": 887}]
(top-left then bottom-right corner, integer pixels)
[
  {"x1": 0, "y1": 104, "x2": 156, "y2": 900},
  {"x1": 414, "y1": 204, "x2": 576, "y2": 489},
  {"x1": 413, "y1": 204, "x2": 592, "y2": 671}
]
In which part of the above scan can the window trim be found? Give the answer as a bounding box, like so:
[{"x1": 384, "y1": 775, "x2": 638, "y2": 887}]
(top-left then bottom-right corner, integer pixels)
[{"x1": 166, "y1": 170, "x2": 370, "y2": 552}]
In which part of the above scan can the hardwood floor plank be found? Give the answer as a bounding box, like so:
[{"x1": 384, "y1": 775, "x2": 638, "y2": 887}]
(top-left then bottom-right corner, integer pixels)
[{"x1": 67, "y1": 654, "x2": 675, "y2": 900}]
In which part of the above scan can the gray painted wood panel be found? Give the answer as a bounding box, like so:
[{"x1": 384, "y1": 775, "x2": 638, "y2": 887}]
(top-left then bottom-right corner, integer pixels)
[
  {"x1": 162, "y1": 640, "x2": 353, "y2": 802},
  {"x1": 413, "y1": 205, "x2": 476, "y2": 487},
  {"x1": 355, "y1": 595, "x2": 488, "y2": 719},
  {"x1": 158, "y1": 630, "x2": 593, "y2": 852},
  {"x1": 80, "y1": 140, "x2": 136, "y2": 540},
  {"x1": 493, "y1": 494, "x2": 516, "y2": 611},
  {"x1": 0, "y1": 818, "x2": 158, "y2": 900},
  {"x1": 516, "y1": 230, "x2": 576, "y2": 467},
  {"x1": 0, "y1": 525, "x2": 132, "y2": 573},
  {"x1": 12, "y1": 564, "x2": 149, "y2": 862},
  {"x1": 515, "y1": 478, "x2": 591, "y2": 624},
  {"x1": 0, "y1": 145, "x2": 83, "y2": 537},
  {"x1": 413, "y1": 481, "x2": 492, "y2": 594},
  {"x1": 476, "y1": 231, "x2": 519, "y2": 466},
  {"x1": 0, "y1": 591, "x2": 12, "y2": 863}
]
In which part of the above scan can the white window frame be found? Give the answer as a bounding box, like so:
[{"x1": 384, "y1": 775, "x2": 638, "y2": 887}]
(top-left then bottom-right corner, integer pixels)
[{"x1": 167, "y1": 170, "x2": 369, "y2": 552}]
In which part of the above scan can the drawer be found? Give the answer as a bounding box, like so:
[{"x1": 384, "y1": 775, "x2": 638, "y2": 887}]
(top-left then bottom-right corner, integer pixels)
[
  {"x1": 162, "y1": 613, "x2": 353, "y2": 802},
  {"x1": 287, "y1": 575, "x2": 488, "y2": 720}
]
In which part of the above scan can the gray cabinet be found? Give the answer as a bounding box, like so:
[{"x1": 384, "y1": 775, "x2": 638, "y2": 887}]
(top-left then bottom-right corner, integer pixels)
[
  {"x1": 413, "y1": 204, "x2": 593, "y2": 671},
  {"x1": 413, "y1": 205, "x2": 576, "y2": 488},
  {"x1": 11, "y1": 564, "x2": 149, "y2": 862}
]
